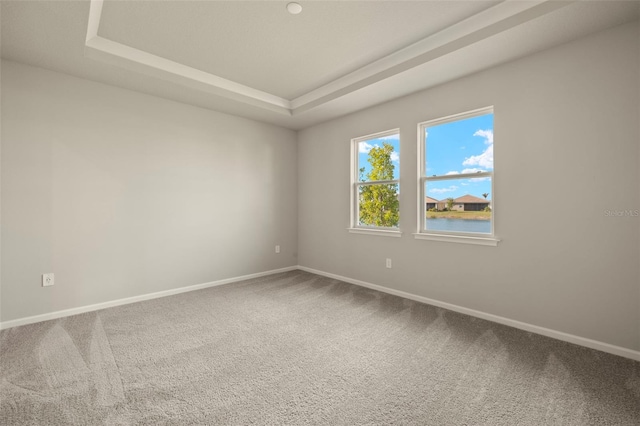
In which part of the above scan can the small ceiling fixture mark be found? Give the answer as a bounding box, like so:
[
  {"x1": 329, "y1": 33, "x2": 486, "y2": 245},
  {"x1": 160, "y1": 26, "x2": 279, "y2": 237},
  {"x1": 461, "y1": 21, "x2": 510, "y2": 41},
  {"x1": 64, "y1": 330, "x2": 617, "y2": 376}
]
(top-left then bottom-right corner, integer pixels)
[{"x1": 287, "y1": 2, "x2": 302, "y2": 15}]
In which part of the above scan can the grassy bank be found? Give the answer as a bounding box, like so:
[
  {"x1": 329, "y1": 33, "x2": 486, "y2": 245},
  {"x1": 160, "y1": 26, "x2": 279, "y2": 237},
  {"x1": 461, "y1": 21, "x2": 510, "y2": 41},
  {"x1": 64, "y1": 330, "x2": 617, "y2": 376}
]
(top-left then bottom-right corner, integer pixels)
[{"x1": 427, "y1": 211, "x2": 491, "y2": 220}]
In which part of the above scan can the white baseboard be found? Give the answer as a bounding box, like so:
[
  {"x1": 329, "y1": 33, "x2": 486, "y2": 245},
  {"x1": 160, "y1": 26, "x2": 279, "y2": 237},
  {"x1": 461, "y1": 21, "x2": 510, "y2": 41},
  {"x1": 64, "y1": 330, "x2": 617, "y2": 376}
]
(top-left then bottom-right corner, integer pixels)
[
  {"x1": 3, "y1": 264, "x2": 639, "y2": 362},
  {"x1": 0, "y1": 266, "x2": 298, "y2": 331},
  {"x1": 297, "y1": 265, "x2": 640, "y2": 362}
]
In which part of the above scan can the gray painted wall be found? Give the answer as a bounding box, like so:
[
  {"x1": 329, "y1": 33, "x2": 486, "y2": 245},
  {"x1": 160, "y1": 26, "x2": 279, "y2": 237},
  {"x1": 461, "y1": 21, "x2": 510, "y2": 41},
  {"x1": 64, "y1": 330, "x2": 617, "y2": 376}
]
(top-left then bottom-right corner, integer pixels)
[
  {"x1": 1, "y1": 61, "x2": 298, "y2": 322},
  {"x1": 2, "y1": 21, "x2": 639, "y2": 354},
  {"x1": 298, "y1": 22, "x2": 640, "y2": 351}
]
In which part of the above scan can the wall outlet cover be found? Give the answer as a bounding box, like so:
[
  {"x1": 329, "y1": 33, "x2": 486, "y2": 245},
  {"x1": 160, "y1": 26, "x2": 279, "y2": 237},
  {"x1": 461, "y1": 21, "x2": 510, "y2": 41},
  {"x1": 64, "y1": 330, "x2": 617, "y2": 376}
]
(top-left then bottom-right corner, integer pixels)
[{"x1": 42, "y1": 273, "x2": 54, "y2": 287}]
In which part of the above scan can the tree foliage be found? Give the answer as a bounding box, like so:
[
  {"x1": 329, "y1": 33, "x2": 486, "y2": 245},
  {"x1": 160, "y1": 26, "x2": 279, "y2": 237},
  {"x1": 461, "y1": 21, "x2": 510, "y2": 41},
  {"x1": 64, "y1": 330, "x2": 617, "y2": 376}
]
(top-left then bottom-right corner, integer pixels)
[
  {"x1": 446, "y1": 197, "x2": 454, "y2": 211},
  {"x1": 358, "y1": 143, "x2": 399, "y2": 227}
]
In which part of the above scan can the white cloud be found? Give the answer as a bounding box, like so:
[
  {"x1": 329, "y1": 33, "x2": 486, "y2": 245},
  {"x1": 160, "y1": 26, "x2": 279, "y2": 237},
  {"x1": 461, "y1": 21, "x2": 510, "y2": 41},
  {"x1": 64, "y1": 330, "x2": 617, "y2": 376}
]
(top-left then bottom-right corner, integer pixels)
[
  {"x1": 445, "y1": 168, "x2": 486, "y2": 175},
  {"x1": 358, "y1": 142, "x2": 374, "y2": 153},
  {"x1": 463, "y1": 129, "x2": 494, "y2": 169},
  {"x1": 430, "y1": 185, "x2": 458, "y2": 194},
  {"x1": 474, "y1": 129, "x2": 493, "y2": 145},
  {"x1": 463, "y1": 144, "x2": 493, "y2": 169},
  {"x1": 377, "y1": 134, "x2": 399, "y2": 141},
  {"x1": 390, "y1": 151, "x2": 399, "y2": 163}
]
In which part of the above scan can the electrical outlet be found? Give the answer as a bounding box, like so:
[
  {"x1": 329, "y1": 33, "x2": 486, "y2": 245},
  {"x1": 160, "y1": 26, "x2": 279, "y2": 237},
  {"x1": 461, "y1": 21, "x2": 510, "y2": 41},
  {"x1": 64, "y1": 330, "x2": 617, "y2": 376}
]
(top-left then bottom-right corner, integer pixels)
[
  {"x1": 42, "y1": 273, "x2": 55, "y2": 287},
  {"x1": 275, "y1": 245, "x2": 280, "y2": 254},
  {"x1": 386, "y1": 258, "x2": 392, "y2": 269}
]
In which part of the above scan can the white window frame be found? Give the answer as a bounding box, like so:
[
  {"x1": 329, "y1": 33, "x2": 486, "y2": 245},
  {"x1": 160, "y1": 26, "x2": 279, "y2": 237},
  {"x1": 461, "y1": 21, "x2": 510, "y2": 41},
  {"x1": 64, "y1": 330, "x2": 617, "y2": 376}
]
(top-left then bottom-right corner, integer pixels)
[
  {"x1": 415, "y1": 107, "x2": 499, "y2": 246},
  {"x1": 349, "y1": 128, "x2": 402, "y2": 237}
]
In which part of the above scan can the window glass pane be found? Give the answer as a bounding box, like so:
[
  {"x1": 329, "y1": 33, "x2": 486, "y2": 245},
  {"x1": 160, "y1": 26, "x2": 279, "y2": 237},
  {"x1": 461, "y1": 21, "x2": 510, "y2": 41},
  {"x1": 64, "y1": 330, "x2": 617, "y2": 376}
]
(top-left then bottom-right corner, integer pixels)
[
  {"x1": 358, "y1": 134, "x2": 399, "y2": 182},
  {"x1": 425, "y1": 113, "x2": 493, "y2": 177},
  {"x1": 358, "y1": 183, "x2": 399, "y2": 228},
  {"x1": 425, "y1": 178, "x2": 492, "y2": 234}
]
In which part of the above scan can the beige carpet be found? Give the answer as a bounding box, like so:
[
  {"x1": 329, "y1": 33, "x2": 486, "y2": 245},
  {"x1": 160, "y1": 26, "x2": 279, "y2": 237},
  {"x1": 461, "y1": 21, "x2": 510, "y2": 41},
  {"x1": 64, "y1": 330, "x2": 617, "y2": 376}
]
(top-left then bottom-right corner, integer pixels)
[{"x1": 1, "y1": 270, "x2": 639, "y2": 425}]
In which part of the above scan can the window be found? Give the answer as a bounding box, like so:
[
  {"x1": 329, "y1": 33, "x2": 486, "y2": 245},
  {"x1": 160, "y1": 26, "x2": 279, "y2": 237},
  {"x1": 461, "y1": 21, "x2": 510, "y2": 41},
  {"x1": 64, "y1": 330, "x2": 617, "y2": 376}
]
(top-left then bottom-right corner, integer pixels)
[
  {"x1": 349, "y1": 129, "x2": 401, "y2": 236},
  {"x1": 416, "y1": 107, "x2": 499, "y2": 245}
]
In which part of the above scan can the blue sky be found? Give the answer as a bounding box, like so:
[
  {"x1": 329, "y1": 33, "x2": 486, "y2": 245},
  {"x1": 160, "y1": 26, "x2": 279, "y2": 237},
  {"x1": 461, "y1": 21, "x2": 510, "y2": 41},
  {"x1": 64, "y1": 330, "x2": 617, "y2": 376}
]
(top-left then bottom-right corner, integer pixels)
[
  {"x1": 426, "y1": 113, "x2": 493, "y2": 201},
  {"x1": 356, "y1": 113, "x2": 493, "y2": 201}
]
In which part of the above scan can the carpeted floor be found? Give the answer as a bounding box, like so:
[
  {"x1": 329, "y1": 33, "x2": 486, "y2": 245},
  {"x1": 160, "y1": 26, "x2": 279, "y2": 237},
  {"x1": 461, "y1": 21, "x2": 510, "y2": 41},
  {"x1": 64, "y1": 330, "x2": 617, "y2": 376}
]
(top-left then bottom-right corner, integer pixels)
[{"x1": 1, "y1": 270, "x2": 639, "y2": 425}]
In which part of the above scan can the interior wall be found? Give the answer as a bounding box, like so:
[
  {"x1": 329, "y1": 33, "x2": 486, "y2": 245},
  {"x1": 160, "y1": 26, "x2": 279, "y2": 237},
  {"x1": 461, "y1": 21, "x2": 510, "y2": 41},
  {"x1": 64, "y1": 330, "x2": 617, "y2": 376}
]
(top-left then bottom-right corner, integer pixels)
[
  {"x1": 0, "y1": 61, "x2": 298, "y2": 323},
  {"x1": 298, "y1": 21, "x2": 640, "y2": 351}
]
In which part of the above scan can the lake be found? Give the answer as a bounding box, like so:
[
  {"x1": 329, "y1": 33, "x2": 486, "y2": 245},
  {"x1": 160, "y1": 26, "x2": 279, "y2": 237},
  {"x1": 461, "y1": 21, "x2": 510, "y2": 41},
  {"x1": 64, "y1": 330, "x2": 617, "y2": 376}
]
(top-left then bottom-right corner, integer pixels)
[{"x1": 426, "y1": 218, "x2": 491, "y2": 234}]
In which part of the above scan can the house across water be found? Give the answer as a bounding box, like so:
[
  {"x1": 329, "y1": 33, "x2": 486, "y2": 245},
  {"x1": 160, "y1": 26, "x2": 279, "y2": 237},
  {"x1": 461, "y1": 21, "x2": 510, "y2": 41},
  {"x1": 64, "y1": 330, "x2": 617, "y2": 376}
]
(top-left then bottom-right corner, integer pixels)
[{"x1": 426, "y1": 194, "x2": 491, "y2": 212}]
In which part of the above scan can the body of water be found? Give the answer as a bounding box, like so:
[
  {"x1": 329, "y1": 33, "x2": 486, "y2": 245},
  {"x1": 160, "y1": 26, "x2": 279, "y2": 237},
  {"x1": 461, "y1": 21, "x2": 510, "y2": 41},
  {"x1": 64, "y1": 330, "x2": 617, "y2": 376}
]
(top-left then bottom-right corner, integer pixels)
[{"x1": 426, "y1": 218, "x2": 491, "y2": 234}]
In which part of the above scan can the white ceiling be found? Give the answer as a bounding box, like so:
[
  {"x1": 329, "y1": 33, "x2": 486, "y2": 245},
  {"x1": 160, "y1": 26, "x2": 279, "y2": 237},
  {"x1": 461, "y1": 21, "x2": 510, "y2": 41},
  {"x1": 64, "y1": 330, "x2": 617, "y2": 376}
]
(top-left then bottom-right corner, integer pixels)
[
  {"x1": 2, "y1": 1, "x2": 639, "y2": 130},
  {"x1": 98, "y1": 0, "x2": 500, "y2": 99}
]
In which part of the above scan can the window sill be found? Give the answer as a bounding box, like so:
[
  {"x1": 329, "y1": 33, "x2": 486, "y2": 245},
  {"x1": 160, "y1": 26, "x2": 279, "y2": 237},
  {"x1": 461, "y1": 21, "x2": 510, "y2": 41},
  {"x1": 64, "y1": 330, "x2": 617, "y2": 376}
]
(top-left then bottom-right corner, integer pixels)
[
  {"x1": 348, "y1": 228, "x2": 402, "y2": 238},
  {"x1": 413, "y1": 233, "x2": 499, "y2": 246}
]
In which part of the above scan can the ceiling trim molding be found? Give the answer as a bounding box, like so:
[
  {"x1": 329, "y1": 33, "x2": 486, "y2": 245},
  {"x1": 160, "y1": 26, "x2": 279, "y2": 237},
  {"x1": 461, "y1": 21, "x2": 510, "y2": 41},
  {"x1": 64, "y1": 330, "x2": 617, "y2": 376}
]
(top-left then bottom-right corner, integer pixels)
[
  {"x1": 85, "y1": 0, "x2": 102, "y2": 42},
  {"x1": 84, "y1": 0, "x2": 573, "y2": 117},
  {"x1": 84, "y1": 0, "x2": 292, "y2": 115},
  {"x1": 84, "y1": 36, "x2": 293, "y2": 115},
  {"x1": 290, "y1": 0, "x2": 573, "y2": 115}
]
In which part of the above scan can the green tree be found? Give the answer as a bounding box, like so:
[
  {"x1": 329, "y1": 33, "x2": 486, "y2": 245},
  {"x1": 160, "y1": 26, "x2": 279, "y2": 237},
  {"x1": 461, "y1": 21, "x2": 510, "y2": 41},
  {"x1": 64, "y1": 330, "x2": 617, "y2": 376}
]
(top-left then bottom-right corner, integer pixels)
[
  {"x1": 359, "y1": 143, "x2": 399, "y2": 227},
  {"x1": 446, "y1": 197, "x2": 454, "y2": 211}
]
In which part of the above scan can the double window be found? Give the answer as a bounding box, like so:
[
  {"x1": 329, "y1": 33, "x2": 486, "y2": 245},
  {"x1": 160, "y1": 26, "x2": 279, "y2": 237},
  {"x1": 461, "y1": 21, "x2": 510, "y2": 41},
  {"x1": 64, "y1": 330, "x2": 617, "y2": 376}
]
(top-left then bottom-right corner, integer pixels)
[
  {"x1": 349, "y1": 107, "x2": 498, "y2": 245},
  {"x1": 349, "y1": 129, "x2": 400, "y2": 236}
]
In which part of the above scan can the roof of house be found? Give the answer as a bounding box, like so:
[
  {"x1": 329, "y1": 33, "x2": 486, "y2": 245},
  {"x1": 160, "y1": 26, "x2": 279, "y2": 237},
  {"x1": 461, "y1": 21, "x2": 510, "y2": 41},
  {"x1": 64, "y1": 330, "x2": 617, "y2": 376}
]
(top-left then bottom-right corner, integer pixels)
[
  {"x1": 454, "y1": 194, "x2": 490, "y2": 203},
  {"x1": 425, "y1": 196, "x2": 439, "y2": 203}
]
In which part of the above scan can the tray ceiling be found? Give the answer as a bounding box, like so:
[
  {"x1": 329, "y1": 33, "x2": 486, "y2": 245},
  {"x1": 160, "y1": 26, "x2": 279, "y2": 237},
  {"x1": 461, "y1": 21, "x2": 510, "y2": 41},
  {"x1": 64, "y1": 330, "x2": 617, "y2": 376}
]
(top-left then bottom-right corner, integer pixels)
[
  {"x1": 97, "y1": 1, "x2": 499, "y2": 100},
  {"x1": 2, "y1": 1, "x2": 639, "y2": 129}
]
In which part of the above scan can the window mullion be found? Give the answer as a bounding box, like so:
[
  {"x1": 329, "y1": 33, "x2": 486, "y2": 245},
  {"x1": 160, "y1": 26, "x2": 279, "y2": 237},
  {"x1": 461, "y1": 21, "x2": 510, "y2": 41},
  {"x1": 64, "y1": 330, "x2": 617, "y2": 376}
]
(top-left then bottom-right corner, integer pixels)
[
  {"x1": 425, "y1": 172, "x2": 492, "y2": 182},
  {"x1": 356, "y1": 179, "x2": 399, "y2": 186}
]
